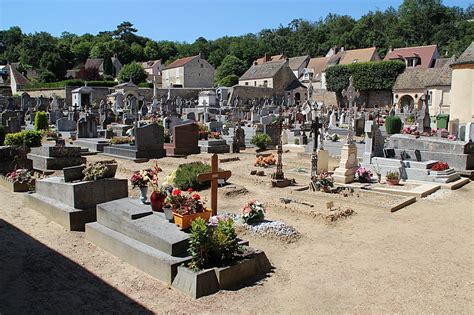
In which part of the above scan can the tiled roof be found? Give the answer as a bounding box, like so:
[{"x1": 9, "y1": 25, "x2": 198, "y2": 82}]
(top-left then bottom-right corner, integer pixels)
[
  {"x1": 164, "y1": 55, "x2": 198, "y2": 70},
  {"x1": 85, "y1": 58, "x2": 104, "y2": 70},
  {"x1": 451, "y1": 42, "x2": 474, "y2": 66},
  {"x1": 142, "y1": 60, "x2": 161, "y2": 68},
  {"x1": 338, "y1": 47, "x2": 378, "y2": 65},
  {"x1": 240, "y1": 61, "x2": 286, "y2": 80},
  {"x1": 9, "y1": 65, "x2": 30, "y2": 86},
  {"x1": 384, "y1": 45, "x2": 438, "y2": 69},
  {"x1": 393, "y1": 58, "x2": 453, "y2": 90},
  {"x1": 306, "y1": 57, "x2": 331, "y2": 81},
  {"x1": 254, "y1": 54, "x2": 285, "y2": 65},
  {"x1": 288, "y1": 56, "x2": 310, "y2": 70}
]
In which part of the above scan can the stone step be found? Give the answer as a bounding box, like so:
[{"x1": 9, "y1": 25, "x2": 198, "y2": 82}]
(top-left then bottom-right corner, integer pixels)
[
  {"x1": 96, "y1": 198, "x2": 189, "y2": 257},
  {"x1": 74, "y1": 138, "x2": 111, "y2": 152},
  {"x1": 27, "y1": 153, "x2": 86, "y2": 171},
  {"x1": 25, "y1": 193, "x2": 95, "y2": 231},
  {"x1": 372, "y1": 157, "x2": 437, "y2": 169},
  {"x1": 85, "y1": 222, "x2": 191, "y2": 284}
]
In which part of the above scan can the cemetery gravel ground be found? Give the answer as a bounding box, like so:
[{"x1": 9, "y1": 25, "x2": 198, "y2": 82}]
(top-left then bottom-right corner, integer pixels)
[{"x1": 0, "y1": 149, "x2": 473, "y2": 314}]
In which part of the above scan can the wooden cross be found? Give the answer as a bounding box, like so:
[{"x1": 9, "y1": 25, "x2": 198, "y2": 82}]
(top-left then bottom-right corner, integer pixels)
[{"x1": 197, "y1": 154, "x2": 232, "y2": 216}]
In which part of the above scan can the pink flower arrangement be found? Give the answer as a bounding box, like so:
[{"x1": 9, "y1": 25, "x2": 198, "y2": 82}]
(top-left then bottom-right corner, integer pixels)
[
  {"x1": 355, "y1": 166, "x2": 373, "y2": 183},
  {"x1": 448, "y1": 134, "x2": 457, "y2": 141},
  {"x1": 241, "y1": 199, "x2": 266, "y2": 224}
]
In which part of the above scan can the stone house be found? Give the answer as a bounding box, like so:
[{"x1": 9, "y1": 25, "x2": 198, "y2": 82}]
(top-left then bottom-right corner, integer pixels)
[
  {"x1": 9, "y1": 65, "x2": 30, "y2": 95},
  {"x1": 392, "y1": 57, "x2": 454, "y2": 114},
  {"x1": 142, "y1": 60, "x2": 163, "y2": 84},
  {"x1": 288, "y1": 56, "x2": 310, "y2": 79},
  {"x1": 161, "y1": 54, "x2": 215, "y2": 88},
  {"x1": 449, "y1": 42, "x2": 474, "y2": 125},
  {"x1": 253, "y1": 54, "x2": 286, "y2": 65},
  {"x1": 384, "y1": 45, "x2": 439, "y2": 69}
]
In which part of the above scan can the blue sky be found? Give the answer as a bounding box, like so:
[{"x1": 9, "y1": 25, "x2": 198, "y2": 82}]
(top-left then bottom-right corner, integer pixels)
[{"x1": 0, "y1": 0, "x2": 471, "y2": 42}]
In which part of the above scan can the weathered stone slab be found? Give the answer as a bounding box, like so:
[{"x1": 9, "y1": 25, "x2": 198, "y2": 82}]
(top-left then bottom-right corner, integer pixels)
[
  {"x1": 198, "y1": 139, "x2": 230, "y2": 154},
  {"x1": 85, "y1": 222, "x2": 190, "y2": 283},
  {"x1": 63, "y1": 165, "x2": 86, "y2": 182},
  {"x1": 74, "y1": 138, "x2": 110, "y2": 152},
  {"x1": 30, "y1": 145, "x2": 82, "y2": 158}
]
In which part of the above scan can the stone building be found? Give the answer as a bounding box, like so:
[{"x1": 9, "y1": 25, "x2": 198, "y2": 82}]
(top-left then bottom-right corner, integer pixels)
[
  {"x1": 288, "y1": 56, "x2": 310, "y2": 79},
  {"x1": 449, "y1": 42, "x2": 474, "y2": 124},
  {"x1": 392, "y1": 57, "x2": 454, "y2": 114},
  {"x1": 142, "y1": 60, "x2": 163, "y2": 83},
  {"x1": 161, "y1": 54, "x2": 215, "y2": 88},
  {"x1": 9, "y1": 65, "x2": 30, "y2": 95},
  {"x1": 84, "y1": 56, "x2": 123, "y2": 78}
]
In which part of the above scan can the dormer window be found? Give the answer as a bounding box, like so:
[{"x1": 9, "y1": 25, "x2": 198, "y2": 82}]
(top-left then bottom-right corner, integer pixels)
[{"x1": 406, "y1": 57, "x2": 421, "y2": 67}]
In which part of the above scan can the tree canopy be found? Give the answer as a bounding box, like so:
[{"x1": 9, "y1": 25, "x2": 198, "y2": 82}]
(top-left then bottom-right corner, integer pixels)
[{"x1": 0, "y1": 1, "x2": 471, "y2": 83}]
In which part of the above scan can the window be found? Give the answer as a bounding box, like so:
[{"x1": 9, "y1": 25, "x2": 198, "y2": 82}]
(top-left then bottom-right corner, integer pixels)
[
  {"x1": 263, "y1": 80, "x2": 268, "y2": 87},
  {"x1": 245, "y1": 82, "x2": 249, "y2": 86},
  {"x1": 254, "y1": 81, "x2": 257, "y2": 86},
  {"x1": 201, "y1": 64, "x2": 203, "y2": 68}
]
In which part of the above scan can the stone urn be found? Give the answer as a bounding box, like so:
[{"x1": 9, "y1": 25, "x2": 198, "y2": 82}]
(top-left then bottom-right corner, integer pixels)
[{"x1": 139, "y1": 186, "x2": 148, "y2": 204}]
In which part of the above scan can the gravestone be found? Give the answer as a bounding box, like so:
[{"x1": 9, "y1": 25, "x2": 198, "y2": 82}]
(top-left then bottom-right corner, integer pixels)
[
  {"x1": 48, "y1": 109, "x2": 63, "y2": 125},
  {"x1": 465, "y1": 122, "x2": 474, "y2": 142},
  {"x1": 199, "y1": 139, "x2": 230, "y2": 154},
  {"x1": 363, "y1": 120, "x2": 384, "y2": 165},
  {"x1": 448, "y1": 119, "x2": 459, "y2": 136},
  {"x1": 77, "y1": 115, "x2": 98, "y2": 138},
  {"x1": 7, "y1": 117, "x2": 21, "y2": 133},
  {"x1": 27, "y1": 145, "x2": 86, "y2": 172},
  {"x1": 265, "y1": 122, "x2": 281, "y2": 149},
  {"x1": 57, "y1": 117, "x2": 77, "y2": 131},
  {"x1": 103, "y1": 123, "x2": 166, "y2": 161},
  {"x1": 164, "y1": 122, "x2": 200, "y2": 156},
  {"x1": 21, "y1": 92, "x2": 30, "y2": 111}
]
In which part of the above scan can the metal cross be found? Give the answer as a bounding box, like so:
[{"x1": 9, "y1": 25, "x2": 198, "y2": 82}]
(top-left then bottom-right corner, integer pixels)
[{"x1": 309, "y1": 116, "x2": 322, "y2": 191}]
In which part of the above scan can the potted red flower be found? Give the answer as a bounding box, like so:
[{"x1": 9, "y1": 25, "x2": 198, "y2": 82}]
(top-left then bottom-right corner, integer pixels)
[
  {"x1": 148, "y1": 163, "x2": 166, "y2": 211},
  {"x1": 166, "y1": 188, "x2": 211, "y2": 229}
]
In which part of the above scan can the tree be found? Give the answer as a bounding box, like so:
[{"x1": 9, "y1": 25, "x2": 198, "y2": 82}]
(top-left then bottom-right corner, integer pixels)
[
  {"x1": 215, "y1": 55, "x2": 246, "y2": 86},
  {"x1": 117, "y1": 62, "x2": 147, "y2": 84},
  {"x1": 218, "y1": 74, "x2": 239, "y2": 87},
  {"x1": 39, "y1": 51, "x2": 67, "y2": 82}
]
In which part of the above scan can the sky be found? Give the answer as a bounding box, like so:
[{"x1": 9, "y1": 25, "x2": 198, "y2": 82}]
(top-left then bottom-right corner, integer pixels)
[{"x1": 0, "y1": 0, "x2": 471, "y2": 42}]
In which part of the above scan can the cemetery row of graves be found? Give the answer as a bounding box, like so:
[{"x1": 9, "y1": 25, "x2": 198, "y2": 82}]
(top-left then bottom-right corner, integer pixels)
[{"x1": 0, "y1": 77, "x2": 472, "y2": 299}]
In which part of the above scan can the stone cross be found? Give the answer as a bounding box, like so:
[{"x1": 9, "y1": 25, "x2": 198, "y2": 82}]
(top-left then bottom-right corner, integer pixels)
[
  {"x1": 273, "y1": 119, "x2": 285, "y2": 180},
  {"x1": 197, "y1": 154, "x2": 232, "y2": 216},
  {"x1": 309, "y1": 116, "x2": 322, "y2": 191},
  {"x1": 342, "y1": 76, "x2": 359, "y2": 144}
]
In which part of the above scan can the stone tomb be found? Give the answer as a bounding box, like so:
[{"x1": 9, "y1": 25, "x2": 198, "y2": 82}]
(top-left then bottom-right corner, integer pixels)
[
  {"x1": 74, "y1": 138, "x2": 111, "y2": 152},
  {"x1": 164, "y1": 122, "x2": 200, "y2": 157},
  {"x1": 25, "y1": 176, "x2": 127, "y2": 231},
  {"x1": 85, "y1": 198, "x2": 271, "y2": 298},
  {"x1": 27, "y1": 145, "x2": 85, "y2": 172},
  {"x1": 103, "y1": 123, "x2": 166, "y2": 161},
  {"x1": 198, "y1": 139, "x2": 230, "y2": 154}
]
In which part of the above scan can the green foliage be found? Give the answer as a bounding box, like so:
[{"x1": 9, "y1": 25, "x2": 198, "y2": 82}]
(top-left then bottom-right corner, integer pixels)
[
  {"x1": 326, "y1": 61, "x2": 406, "y2": 92},
  {"x1": 251, "y1": 133, "x2": 272, "y2": 150},
  {"x1": 4, "y1": 130, "x2": 42, "y2": 147},
  {"x1": 117, "y1": 62, "x2": 147, "y2": 84},
  {"x1": 188, "y1": 217, "x2": 241, "y2": 271},
  {"x1": 215, "y1": 55, "x2": 246, "y2": 86},
  {"x1": 217, "y1": 75, "x2": 239, "y2": 87},
  {"x1": 24, "y1": 80, "x2": 117, "y2": 89},
  {"x1": 138, "y1": 82, "x2": 153, "y2": 88},
  {"x1": 294, "y1": 138, "x2": 300, "y2": 145},
  {"x1": 34, "y1": 111, "x2": 49, "y2": 131},
  {"x1": 39, "y1": 51, "x2": 67, "y2": 82},
  {"x1": 385, "y1": 115, "x2": 402, "y2": 134},
  {"x1": 173, "y1": 162, "x2": 212, "y2": 191}
]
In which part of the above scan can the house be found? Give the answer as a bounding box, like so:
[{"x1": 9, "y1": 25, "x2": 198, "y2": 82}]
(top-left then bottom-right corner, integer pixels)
[
  {"x1": 338, "y1": 47, "x2": 380, "y2": 65},
  {"x1": 141, "y1": 60, "x2": 163, "y2": 83},
  {"x1": 384, "y1": 45, "x2": 439, "y2": 69},
  {"x1": 288, "y1": 55, "x2": 310, "y2": 79},
  {"x1": 392, "y1": 57, "x2": 454, "y2": 114},
  {"x1": 302, "y1": 56, "x2": 331, "y2": 88},
  {"x1": 84, "y1": 56, "x2": 123, "y2": 78},
  {"x1": 449, "y1": 42, "x2": 474, "y2": 125},
  {"x1": 239, "y1": 60, "x2": 306, "y2": 104},
  {"x1": 9, "y1": 64, "x2": 30, "y2": 95},
  {"x1": 161, "y1": 54, "x2": 215, "y2": 88}
]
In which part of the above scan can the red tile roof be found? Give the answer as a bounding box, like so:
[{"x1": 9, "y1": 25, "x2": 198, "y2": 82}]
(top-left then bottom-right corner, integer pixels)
[
  {"x1": 9, "y1": 65, "x2": 30, "y2": 86},
  {"x1": 164, "y1": 55, "x2": 198, "y2": 70},
  {"x1": 384, "y1": 45, "x2": 438, "y2": 69}
]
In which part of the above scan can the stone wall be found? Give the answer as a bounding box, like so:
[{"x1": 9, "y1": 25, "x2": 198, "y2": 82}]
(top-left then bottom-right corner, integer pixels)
[
  {"x1": 228, "y1": 86, "x2": 276, "y2": 104},
  {"x1": 312, "y1": 89, "x2": 337, "y2": 107},
  {"x1": 19, "y1": 86, "x2": 112, "y2": 106}
]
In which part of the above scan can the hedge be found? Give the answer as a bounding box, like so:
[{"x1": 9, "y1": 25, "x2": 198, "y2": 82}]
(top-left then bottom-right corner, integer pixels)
[
  {"x1": 23, "y1": 79, "x2": 117, "y2": 89},
  {"x1": 138, "y1": 82, "x2": 154, "y2": 88},
  {"x1": 4, "y1": 130, "x2": 42, "y2": 147},
  {"x1": 385, "y1": 115, "x2": 402, "y2": 134},
  {"x1": 34, "y1": 111, "x2": 49, "y2": 131},
  {"x1": 326, "y1": 60, "x2": 406, "y2": 92}
]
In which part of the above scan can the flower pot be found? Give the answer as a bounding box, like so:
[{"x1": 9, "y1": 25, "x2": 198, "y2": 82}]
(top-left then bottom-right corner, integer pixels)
[
  {"x1": 386, "y1": 179, "x2": 400, "y2": 186},
  {"x1": 173, "y1": 209, "x2": 212, "y2": 230},
  {"x1": 139, "y1": 186, "x2": 148, "y2": 204},
  {"x1": 150, "y1": 191, "x2": 166, "y2": 212},
  {"x1": 163, "y1": 207, "x2": 174, "y2": 221}
]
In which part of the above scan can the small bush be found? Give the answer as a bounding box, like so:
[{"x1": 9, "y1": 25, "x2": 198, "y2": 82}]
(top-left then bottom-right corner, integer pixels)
[
  {"x1": 34, "y1": 111, "x2": 49, "y2": 131},
  {"x1": 251, "y1": 133, "x2": 272, "y2": 150},
  {"x1": 173, "y1": 162, "x2": 212, "y2": 190},
  {"x1": 294, "y1": 138, "x2": 300, "y2": 145},
  {"x1": 138, "y1": 82, "x2": 153, "y2": 88},
  {"x1": 385, "y1": 115, "x2": 402, "y2": 134},
  {"x1": 4, "y1": 130, "x2": 42, "y2": 147}
]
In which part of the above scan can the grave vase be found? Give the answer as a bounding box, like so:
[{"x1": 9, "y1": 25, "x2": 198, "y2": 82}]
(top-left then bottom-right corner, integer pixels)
[
  {"x1": 139, "y1": 186, "x2": 148, "y2": 204},
  {"x1": 150, "y1": 191, "x2": 166, "y2": 212}
]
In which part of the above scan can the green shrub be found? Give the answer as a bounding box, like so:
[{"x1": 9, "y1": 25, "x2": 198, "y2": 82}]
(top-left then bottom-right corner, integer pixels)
[
  {"x1": 138, "y1": 82, "x2": 153, "y2": 88},
  {"x1": 406, "y1": 115, "x2": 415, "y2": 123},
  {"x1": 34, "y1": 111, "x2": 49, "y2": 131},
  {"x1": 4, "y1": 130, "x2": 42, "y2": 147},
  {"x1": 251, "y1": 133, "x2": 272, "y2": 150},
  {"x1": 294, "y1": 138, "x2": 300, "y2": 145},
  {"x1": 385, "y1": 115, "x2": 402, "y2": 134},
  {"x1": 173, "y1": 162, "x2": 212, "y2": 190},
  {"x1": 188, "y1": 217, "x2": 241, "y2": 271},
  {"x1": 24, "y1": 79, "x2": 117, "y2": 89}
]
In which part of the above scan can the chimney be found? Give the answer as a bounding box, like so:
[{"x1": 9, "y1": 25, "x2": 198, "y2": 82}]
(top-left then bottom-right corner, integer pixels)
[
  {"x1": 388, "y1": 46, "x2": 393, "y2": 53},
  {"x1": 340, "y1": 47, "x2": 345, "y2": 52}
]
